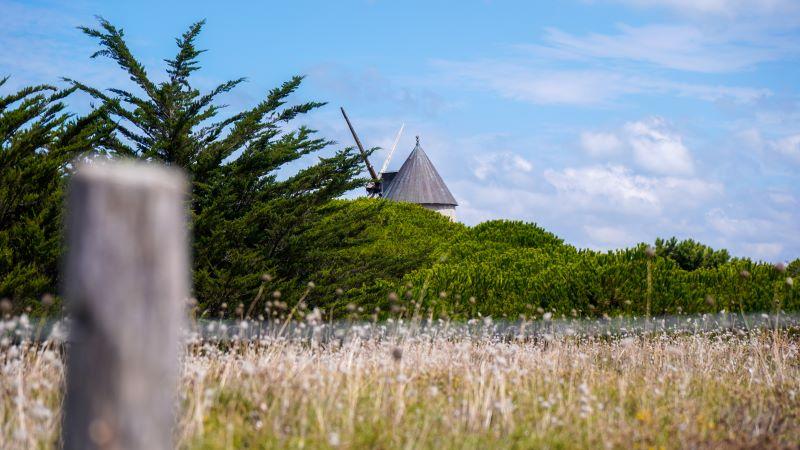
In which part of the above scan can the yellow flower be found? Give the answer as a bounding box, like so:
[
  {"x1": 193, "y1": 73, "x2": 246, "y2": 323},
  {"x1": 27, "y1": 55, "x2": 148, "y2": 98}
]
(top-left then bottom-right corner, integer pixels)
[{"x1": 635, "y1": 409, "x2": 652, "y2": 423}]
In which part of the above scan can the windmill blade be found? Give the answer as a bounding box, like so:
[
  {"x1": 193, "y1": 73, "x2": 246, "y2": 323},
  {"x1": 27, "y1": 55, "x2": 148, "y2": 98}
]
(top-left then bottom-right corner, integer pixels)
[
  {"x1": 380, "y1": 123, "x2": 405, "y2": 174},
  {"x1": 340, "y1": 107, "x2": 380, "y2": 182}
]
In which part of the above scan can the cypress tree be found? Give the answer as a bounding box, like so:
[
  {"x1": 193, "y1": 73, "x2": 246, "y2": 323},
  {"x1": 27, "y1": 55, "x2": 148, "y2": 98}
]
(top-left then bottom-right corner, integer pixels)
[
  {"x1": 69, "y1": 19, "x2": 365, "y2": 312},
  {"x1": 0, "y1": 79, "x2": 116, "y2": 312}
]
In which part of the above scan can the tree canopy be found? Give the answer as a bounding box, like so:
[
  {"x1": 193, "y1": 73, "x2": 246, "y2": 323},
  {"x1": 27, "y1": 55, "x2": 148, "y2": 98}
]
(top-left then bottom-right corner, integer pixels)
[
  {"x1": 66, "y1": 18, "x2": 366, "y2": 310},
  {"x1": 0, "y1": 78, "x2": 115, "y2": 310}
]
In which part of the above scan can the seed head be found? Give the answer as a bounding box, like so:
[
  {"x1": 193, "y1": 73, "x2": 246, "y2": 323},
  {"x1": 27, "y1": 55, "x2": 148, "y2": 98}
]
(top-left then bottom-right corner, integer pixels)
[
  {"x1": 739, "y1": 270, "x2": 751, "y2": 279},
  {"x1": 335, "y1": 288, "x2": 344, "y2": 296},
  {"x1": 388, "y1": 292, "x2": 399, "y2": 302},
  {"x1": 261, "y1": 273, "x2": 273, "y2": 282},
  {"x1": 787, "y1": 277, "x2": 794, "y2": 288},
  {"x1": 391, "y1": 346, "x2": 403, "y2": 361},
  {"x1": 774, "y1": 262, "x2": 787, "y2": 273},
  {"x1": 307, "y1": 281, "x2": 316, "y2": 289},
  {"x1": 40, "y1": 293, "x2": 54, "y2": 307},
  {"x1": 645, "y1": 246, "x2": 656, "y2": 258},
  {"x1": 272, "y1": 291, "x2": 281, "y2": 299}
]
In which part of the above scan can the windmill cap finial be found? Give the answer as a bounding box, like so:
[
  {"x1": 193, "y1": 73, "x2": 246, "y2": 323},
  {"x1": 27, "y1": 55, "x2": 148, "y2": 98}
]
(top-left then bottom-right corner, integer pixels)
[{"x1": 416, "y1": 135, "x2": 420, "y2": 146}]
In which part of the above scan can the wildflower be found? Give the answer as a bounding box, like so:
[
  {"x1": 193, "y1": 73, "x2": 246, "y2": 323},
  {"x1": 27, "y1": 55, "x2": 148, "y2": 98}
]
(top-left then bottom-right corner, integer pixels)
[
  {"x1": 774, "y1": 262, "x2": 786, "y2": 273},
  {"x1": 543, "y1": 312, "x2": 553, "y2": 321},
  {"x1": 328, "y1": 432, "x2": 341, "y2": 447},
  {"x1": 272, "y1": 291, "x2": 281, "y2": 299},
  {"x1": 0, "y1": 298, "x2": 11, "y2": 314},
  {"x1": 305, "y1": 308, "x2": 323, "y2": 323},
  {"x1": 787, "y1": 277, "x2": 794, "y2": 287},
  {"x1": 335, "y1": 288, "x2": 344, "y2": 296},
  {"x1": 635, "y1": 409, "x2": 652, "y2": 423},
  {"x1": 261, "y1": 273, "x2": 273, "y2": 282},
  {"x1": 307, "y1": 281, "x2": 315, "y2": 289},
  {"x1": 388, "y1": 292, "x2": 399, "y2": 302}
]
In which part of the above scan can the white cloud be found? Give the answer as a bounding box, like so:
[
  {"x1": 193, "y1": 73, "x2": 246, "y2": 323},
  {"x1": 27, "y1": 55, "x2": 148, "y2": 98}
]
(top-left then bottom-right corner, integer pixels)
[
  {"x1": 580, "y1": 131, "x2": 623, "y2": 157},
  {"x1": 540, "y1": 24, "x2": 795, "y2": 73},
  {"x1": 471, "y1": 152, "x2": 533, "y2": 181},
  {"x1": 584, "y1": 225, "x2": 635, "y2": 246},
  {"x1": 772, "y1": 134, "x2": 800, "y2": 163},
  {"x1": 306, "y1": 64, "x2": 448, "y2": 117},
  {"x1": 624, "y1": 118, "x2": 694, "y2": 175},
  {"x1": 608, "y1": 0, "x2": 800, "y2": 19},
  {"x1": 432, "y1": 60, "x2": 769, "y2": 106},
  {"x1": 543, "y1": 164, "x2": 720, "y2": 215},
  {"x1": 741, "y1": 242, "x2": 784, "y2": 260},
  {"x1": 706, "y1": 207, "x2": 763, "y2": 237}
]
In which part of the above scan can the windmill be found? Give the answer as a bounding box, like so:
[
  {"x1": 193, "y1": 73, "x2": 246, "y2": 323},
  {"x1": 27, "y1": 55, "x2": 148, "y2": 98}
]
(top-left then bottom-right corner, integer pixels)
[{"x1": 340, "y1": 107, "x2": 458, "y2": 220}]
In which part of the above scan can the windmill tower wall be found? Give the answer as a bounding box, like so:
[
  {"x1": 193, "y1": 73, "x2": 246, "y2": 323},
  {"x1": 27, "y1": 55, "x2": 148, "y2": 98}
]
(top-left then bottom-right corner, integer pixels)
[
  {"x1": 422, "y1": 204, "x2": 457, "y2": 221},
  {"x1": 381, "y1": 138, "x2": 458, "y2": 221}
]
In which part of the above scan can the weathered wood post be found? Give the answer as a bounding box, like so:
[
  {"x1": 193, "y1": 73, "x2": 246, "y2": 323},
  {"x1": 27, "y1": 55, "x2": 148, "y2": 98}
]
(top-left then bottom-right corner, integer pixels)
[{"x1": 62, "y1": 162, "x2": 188, "y2": 450}]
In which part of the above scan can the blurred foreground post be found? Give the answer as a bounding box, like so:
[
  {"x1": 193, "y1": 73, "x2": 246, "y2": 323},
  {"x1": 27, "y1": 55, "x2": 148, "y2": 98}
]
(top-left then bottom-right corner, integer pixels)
[{"x1": 62, "y1": 162, "x2": 188, "y2": 450}]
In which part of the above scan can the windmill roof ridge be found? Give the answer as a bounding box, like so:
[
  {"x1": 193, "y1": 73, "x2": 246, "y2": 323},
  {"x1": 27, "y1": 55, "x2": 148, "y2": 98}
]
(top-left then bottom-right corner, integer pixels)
[{"x1": 381, "y1": 139, "x2": 458, "y2": 206}]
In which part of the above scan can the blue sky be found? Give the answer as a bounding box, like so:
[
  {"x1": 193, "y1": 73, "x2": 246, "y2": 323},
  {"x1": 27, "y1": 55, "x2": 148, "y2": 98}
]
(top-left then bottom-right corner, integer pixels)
[{"x1": 2, "y1": 0, "x2": 799, "y2": 261}]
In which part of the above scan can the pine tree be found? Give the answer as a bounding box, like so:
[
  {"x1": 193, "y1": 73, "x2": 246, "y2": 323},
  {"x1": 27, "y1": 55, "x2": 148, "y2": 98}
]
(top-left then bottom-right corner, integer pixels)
[
  {"x1": 0, "y1": 78, "x2": 116, "y2": 311},
  {"x1": 69, "y1": 18, "x2": 365, "y2": 311}
]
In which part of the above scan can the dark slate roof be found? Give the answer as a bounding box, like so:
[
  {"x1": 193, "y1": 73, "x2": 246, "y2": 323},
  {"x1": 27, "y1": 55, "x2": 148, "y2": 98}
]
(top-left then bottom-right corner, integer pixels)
[{"x1": 382, "y1": 140, "x2": 458, "y2": 206}]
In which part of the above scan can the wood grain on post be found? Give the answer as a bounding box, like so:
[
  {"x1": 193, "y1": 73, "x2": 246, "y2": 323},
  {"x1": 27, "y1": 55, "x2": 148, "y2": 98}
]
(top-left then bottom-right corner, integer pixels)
[{"x1": 62, "y1": 161, "x2": 188, "y2": 450}]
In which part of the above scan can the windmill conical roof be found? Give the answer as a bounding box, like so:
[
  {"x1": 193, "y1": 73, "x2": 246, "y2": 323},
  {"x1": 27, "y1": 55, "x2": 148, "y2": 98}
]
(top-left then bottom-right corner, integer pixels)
[{"x1": 382, "y1": 140, "x2": 457, "y2": 206}]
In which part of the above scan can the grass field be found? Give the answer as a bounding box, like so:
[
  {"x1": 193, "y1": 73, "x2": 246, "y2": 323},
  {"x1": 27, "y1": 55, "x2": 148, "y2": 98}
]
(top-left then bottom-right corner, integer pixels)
[{"x1": 2, "y1": 318, "x2": 799, "y2": 449}]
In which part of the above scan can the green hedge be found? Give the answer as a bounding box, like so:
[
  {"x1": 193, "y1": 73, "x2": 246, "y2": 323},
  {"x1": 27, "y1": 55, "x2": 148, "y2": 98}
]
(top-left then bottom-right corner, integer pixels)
[{"x1": 278, "y1": 199, "x2": 798, "y2": 320}]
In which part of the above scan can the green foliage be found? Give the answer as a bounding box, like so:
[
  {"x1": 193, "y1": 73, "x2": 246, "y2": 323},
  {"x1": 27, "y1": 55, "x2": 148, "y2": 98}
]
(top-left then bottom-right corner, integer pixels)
[
  {"x1": 654, "y1": 236, "x2": 730, "y2": 271},
  {"x1": 280, "y1": 199, "x2": 797, "y2": 320},
  {"x1": 278, "y1": 198, "x2": 467, "y2": 313},
  {"x1": 70, "y1": 18, "x2": 365, "y2": 311},
  {"x1": 0, "y1": 78, "x2": 115, "y2": 312}
]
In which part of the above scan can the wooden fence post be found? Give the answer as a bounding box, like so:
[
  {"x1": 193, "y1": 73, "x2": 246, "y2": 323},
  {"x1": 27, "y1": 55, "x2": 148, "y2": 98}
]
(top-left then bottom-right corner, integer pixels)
[{"x1": 62, "y1": 162, "x2": 188, "y2": 450}]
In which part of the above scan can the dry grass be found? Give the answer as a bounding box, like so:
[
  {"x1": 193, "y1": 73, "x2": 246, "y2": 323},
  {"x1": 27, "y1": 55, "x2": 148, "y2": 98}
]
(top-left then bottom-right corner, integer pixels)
[{"x1": 2, "y1": 318, "x2": 799, "y2": 449}]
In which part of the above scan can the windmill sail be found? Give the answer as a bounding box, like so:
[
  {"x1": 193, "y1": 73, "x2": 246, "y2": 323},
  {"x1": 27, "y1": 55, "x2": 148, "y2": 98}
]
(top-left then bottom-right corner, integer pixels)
[
  {"x1": 340, "y1": 107, "x2": 381, "y2": 196},
  {"x1": 380, "y1": 123, "x2": 404, "y2": 174}
]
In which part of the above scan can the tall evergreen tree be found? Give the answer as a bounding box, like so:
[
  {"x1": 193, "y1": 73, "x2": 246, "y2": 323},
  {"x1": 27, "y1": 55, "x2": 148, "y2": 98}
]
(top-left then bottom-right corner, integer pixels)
[
  {"x1": 69, "y1": 18, "x2": 365, "y2": 311},
  {"x1": 0, "y1": 78, "x2": 116, "y2": 311}
]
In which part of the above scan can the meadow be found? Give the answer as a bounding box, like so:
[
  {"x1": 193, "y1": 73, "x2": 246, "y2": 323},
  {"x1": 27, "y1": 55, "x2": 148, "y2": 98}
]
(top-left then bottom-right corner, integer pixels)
[{"x1": 3, "y1": 316, "x2": 799, "y2": 449}]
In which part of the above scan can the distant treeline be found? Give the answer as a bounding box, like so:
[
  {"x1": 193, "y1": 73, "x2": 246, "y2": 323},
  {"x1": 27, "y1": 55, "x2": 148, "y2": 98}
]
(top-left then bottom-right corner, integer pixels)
[{"x1": 275, "y1": 199, "x2": 798, "y2": 320}]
